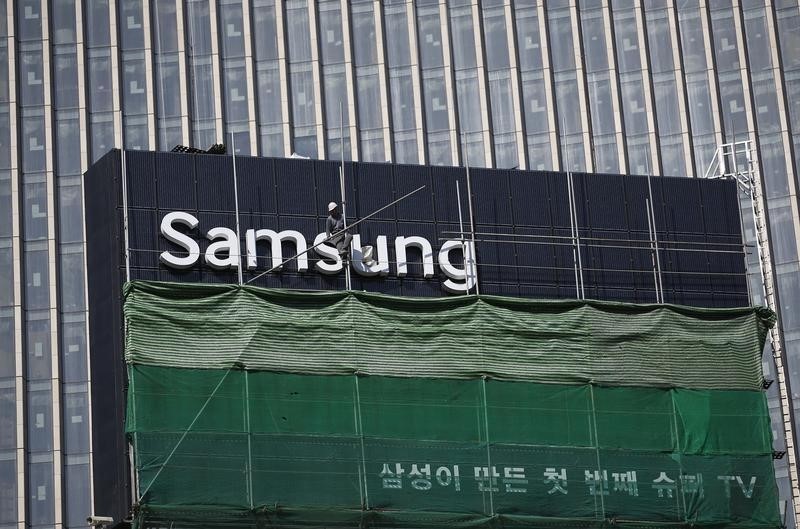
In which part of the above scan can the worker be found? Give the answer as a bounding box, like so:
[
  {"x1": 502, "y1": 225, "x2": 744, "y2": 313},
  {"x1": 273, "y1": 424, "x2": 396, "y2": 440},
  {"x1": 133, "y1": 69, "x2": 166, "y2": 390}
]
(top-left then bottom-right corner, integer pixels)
[{"x1": 326, "y1": 202, "x2": 352, "y2": 259}]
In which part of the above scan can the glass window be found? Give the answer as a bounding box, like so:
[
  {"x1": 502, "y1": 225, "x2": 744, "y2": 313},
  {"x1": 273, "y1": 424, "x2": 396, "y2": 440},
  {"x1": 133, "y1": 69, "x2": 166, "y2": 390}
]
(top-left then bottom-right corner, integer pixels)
[
  {"x1": 0, "y1": 248, "x2": 11, "y2": 307},
  {"x1": 253, "y1": 3, "x2": 278, "y2": 60},
  {"x1": 744, "y1": 10, "x2": 772, "y2": 72},
  {"x1": 653, "y1": 75, "x2": 682, "y2": 136},
  {"x1": 627, "y1": 136, "x2": 652, "y2": 174},
  {"x1": 593, "y1": 137, "x2": 620, "y2": 174},
  {"x1": 768, "y1": 204, "x2": 799, "y2": 264},
  {"x1": 20, "y1": 49, "x2": 45, "y2": 106},
  {"x1": 528, "y1": 137, "x2": 554, "y2": 171},
  {"x1": 122, "y1": 53, "x2": 148, "y2": 115},
  {"x1": 286, "y1": 1, "x2": 312, "y2": 62},
  {"x1": 489, "y1": 71, "x2": 515, "y2": 135},
  {"x1": 17, "y1": 0, "x2": 42, "y2": 41},
  {"x1": 155, "y1": 54, "x2": 182, "y2": 118},
  {"x1": 220, "y1": 3, "x2": 245, "y2": 58},
  {"x1": 384, "y1": 5, "x2": 411, "y2": 67},
  {"x1": 56, "y1": 114, "x2": 82, "y2": 176},
  {"x1": 0, "y1": 175, "x2": 10, "y2": 233},
  {"x1": 752, "y1": 73, "x2": 781, "y2": 134},
  {"x1": 154, "y1": 0, "x2": 178, "y2": 53},
  {"x1": 422, "y1": 70, "x2": 450, "y2": 132},
  {"x1": 718, "y1": 72, "x2": 748, "y2": 138},
  {"x1": 461, "y1": 132, "x2": 485, "y2": 168},
  {"x1": 777, "y1": 9, "x2": 800, "y2": 71},
  {"x1": 88, "y1": 51, "x2": 113, "y2": 113},
  {"x1": 190, "y1": 58, "x2": 216, "y2": 120},
  {"x1": 646, "y1": 11, "x2": 674, "y2": 73},
  {"x1": 660, "y1": 138, "x2": 687, "y2": 176},
  {"x1": 483, "y1": 7, "x2": 510, "y2": 71},
  {"x1": 761, "y1": 134, "x2": 790, "y2": 199},
  {"x1": 494, "y1": 133, "x2": 519, "y2": 170},
  {"x1": 91, "y1": 113, "x2": 115, "y2": 160},
  {"x1": 64, "y1": 459, "x2": 91, "y2": 528},
  {"x1": 27, "y1": 384, "x2": 53, "y2": 452},
  {"x1": 257, "y1": 63, "x2": 282, "y2": 125},
  {"x1": 521, "y1": 72, "x2": 549, "y2": 135},
  {"x1": 548, "y1": 9, "x2": 575, "y2": 72},
  {"x1": 223, "y1": 62, "x2": 250, "y2": 123},
  {"x1": 614, "y1": 11, "x2": 641, "y2": 72},
  {"x1": 394, "y1": 131, "x2": 419, "y2": 164},
  {"x1": 562, "y1": 136, "x2": 586, "y2": 172},
  {"x1": 52, "y1": 0, "x2": 76, "y2": 44},
  {"x1": 124, "y1": 117, "x2": 149, "y2": 150},
  {"x1": 515, "y1": 6, "x2": 542, "y2": 72},
  {"x1": 0, "y1": 111, "x2": 11, "y2": 170},
  {"x1": 28, "y1": 458, "x2": 54, "y2": 525},
  {"x1": 418, "y1": 6, "x2": 444, "y2": 69},
  {"x1": 22, "y1": 112, "x2": 46, "y2": 173},
  {"x1": 686, "y1": 74, "x2": 714, "y2": 135},
  {"x1": 0, "y1": 47, "x2": 8, "y2": 103},
  {"x1": 352, "y1": 4, "x2": 377, "y2": 66},
  {"x1": 319, "y1": 1, "x2": 344, "y2": 64},
  {"x1": 587, "y1": 73, "x2": 615, "y2": 135},
  {"x1": 60, "y1": 250, "x2": 86, "y2": 313},
  {"x1": 456, "y1": 70, "x2": 481, "y2": 133},
  {"x1": 785, "y1": 73, "x2": 800, "y2": 131},
  {"x1": 290, "y1": 65, "x2": 315, "y2": 127},
  {"x1": 389, "y1": 69, "x2": 416, "y2": 132},
  {"x1": 54, "y1": 49, "x2": 79, "y2": 109},
  {"x1": 119, "y1": 0, "x2": 144, "y2": 49},
  {"x1": 711, "y1": 9, "x2": 740, "y2": 72},
  {"x1": 620, "y1": 75, "x2": 648, "y2": 135},
  {"x1": 581, "y1": 9, "x2": 608, "y2": 73},
  {"x1": 356, "y1": 67, "x2": 382, "y2": 130},
  {"x1": 678, "y1": 9, "x2": 707, "y2": 73},
  {"x1": 323, "y1": 65, "x2": 350, "y2": 129},
  {"x1": 0, "y1": 458, "x2": 16, "y2": 524},
  {"x1": 428, "y1": 132, "x2": 453, "y2": 166},
  {"x1": 26, "y1": 317, "x2": 50, "y2": 380},
  {"x1": 260, "y1": 126, "x2": 284, "y2": 157},
  {"x1": 293, "y1": 131, "x2": 317, "y2": 158},
  {"x1": 0, "y1": 386, "x2": 14, "y2": 450},
  {"x1": 450, "y1": 7, "x2": 477, "y2": 70},
  {"x1": 555, "y1": 75, "x2": 581, "y2": 135},
  {"x1": 23, "y1": 182, "x2": 48, "y2": 241},
  {"x1": 186, "y1": 0, "x2": 212, "y2": 55},
  {"x1": 85, "y1": 0, "x2": 110, "y2": 47},
  {"x1": 62, "y1": 320, "x2": 87, "y2": 383},
  {"x1": 360, "y1": 132, "x2": 385, "y2": 162},
  {"x1": 25, "y1": 243, "x2": 50, "y2": 310},
  {"x1": 63, "y1": 387, "x2": 90, "y2": 454}
]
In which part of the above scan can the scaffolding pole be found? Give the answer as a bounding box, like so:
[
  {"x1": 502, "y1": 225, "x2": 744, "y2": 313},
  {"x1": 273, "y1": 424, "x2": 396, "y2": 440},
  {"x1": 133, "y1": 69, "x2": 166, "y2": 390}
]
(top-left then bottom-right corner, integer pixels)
[{"x1": 706, "y1": 140, "x2": 800, "y2": 525}]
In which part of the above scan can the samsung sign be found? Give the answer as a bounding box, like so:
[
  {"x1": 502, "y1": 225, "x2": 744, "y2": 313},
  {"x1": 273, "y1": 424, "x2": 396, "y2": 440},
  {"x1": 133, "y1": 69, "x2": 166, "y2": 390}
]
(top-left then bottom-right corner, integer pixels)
[{"x1": 159, "y1": 211, "x2": 477, "y2": 293}]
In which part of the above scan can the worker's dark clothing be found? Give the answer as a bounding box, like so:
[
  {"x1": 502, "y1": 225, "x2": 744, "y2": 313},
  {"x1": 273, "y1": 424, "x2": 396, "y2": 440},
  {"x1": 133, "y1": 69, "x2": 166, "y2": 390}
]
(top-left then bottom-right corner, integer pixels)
[{"x1": 326, "y1": 213, "x2": 352, "y2": 257}]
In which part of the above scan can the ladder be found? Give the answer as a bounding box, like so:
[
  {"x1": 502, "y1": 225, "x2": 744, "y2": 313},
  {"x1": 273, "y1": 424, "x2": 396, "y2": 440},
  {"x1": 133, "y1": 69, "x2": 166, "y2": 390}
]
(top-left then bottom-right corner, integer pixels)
[{"x1": 706, "y1": 140, "x2": 800, "y2": 526}]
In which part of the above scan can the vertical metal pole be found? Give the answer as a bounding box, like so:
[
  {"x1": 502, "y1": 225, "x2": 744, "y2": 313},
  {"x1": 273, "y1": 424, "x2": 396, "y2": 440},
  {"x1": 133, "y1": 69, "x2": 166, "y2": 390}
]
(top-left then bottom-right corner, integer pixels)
[
  {"x1": 646, "y1": 175, "x2": 663, "y2": 302},
  {"x1": 456, "y1": 181, "x2": 473, "y2": 294},
  {"x1": 245, "y1": 371, "x2": 253, "y2": 509},
  {"x1": 464, "y1": 160, "x2": 480, "y2": 295},
  {"x1": 567, "y1": 171, "x2": 580, "y2": 298},
  {"x1": 646, "y1": 198, "x2": 660, "y2": 303},
  {"x1": 480, "y1": 377, "x2": 493, "y2": 515},
  {"x1": 231, "y1": 133, "x2": 244, "y2": 286},
  {"x1": 121, "y1": 150, "x2": 131, "y2": 282},
  {"x1": 339, "y1": 101, "x2": 352, "y2": 291}
]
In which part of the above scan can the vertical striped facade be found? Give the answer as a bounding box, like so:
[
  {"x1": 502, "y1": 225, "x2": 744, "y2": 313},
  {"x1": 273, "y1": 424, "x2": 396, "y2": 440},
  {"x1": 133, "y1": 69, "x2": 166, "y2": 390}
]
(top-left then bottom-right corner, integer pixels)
[{"x1": 1, "y1": 0, "x2": 800, "y2": 528}]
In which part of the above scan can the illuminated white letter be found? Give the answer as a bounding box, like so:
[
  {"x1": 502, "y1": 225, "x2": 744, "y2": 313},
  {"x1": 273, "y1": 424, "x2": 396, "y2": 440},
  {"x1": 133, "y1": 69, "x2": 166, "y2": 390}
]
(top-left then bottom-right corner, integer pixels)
[
  {"x1": 313, "y1": 233, "x2": 343, "y2": 274},
  {"x1": 159, "y1": 211, "x2": 200, "y2": 269},
  {"x1": 205, "y1": 227, "x2": 240, "y2": 270},
  {"x1": 246, "y1": 229, "x2": 308, "y2": 272},
  {"x1": 439, "y1": 240, "x2": 477, "y2": 294},
  {"x1": 351, "y1": 235, "x2": 389, "y2": 277},
  {"x1": 395, "y1": 236, "x2": 435, "y2": 278}
]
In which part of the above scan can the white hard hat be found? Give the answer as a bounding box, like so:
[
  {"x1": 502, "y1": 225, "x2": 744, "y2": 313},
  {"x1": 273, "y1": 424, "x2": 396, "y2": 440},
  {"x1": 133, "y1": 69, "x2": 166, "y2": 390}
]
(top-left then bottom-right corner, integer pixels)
[{"x1": 328, "y1": 202, "x2": 338, "y2": 212}]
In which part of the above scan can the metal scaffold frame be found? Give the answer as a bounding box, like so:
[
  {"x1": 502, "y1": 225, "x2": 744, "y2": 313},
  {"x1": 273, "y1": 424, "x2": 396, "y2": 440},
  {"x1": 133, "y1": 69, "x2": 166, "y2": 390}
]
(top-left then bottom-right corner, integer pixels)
[{"x1": 705, "y1": 139, "x2": 800, "y2": 525}]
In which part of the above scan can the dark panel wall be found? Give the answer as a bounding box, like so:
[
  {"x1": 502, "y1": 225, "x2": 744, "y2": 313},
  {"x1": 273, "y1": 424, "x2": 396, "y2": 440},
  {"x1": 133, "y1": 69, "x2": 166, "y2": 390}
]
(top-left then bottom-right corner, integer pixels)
[{"x1": 119, "y1": 150, "x2": 748, "y2": 305}]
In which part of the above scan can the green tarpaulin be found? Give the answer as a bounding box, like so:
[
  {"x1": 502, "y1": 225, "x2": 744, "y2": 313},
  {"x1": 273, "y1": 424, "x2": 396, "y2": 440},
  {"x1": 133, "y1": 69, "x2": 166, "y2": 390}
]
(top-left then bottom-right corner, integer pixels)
[
  {"x1": 124, "y1": 281, "x2": 774, "y2": 391},
  {"x1": 124, "y1": 281, "x2": 780, "y2": 529}
]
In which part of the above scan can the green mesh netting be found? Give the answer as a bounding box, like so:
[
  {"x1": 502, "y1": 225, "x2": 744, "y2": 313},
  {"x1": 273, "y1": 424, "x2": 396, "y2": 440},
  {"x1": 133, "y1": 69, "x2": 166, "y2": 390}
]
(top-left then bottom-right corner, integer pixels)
[
  {"x1": 127, "y1": 366, "x2": 780, "y2": 529},
  {"x1": 123, "y1": 281, "x2": 775, "y2": 391}
]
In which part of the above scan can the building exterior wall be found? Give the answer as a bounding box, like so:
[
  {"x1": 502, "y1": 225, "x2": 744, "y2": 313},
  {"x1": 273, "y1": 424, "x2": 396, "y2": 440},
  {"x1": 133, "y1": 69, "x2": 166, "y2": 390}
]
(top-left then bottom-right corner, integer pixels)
[{"x1": 2, "y1": 0, "x2": 800, "y2": 528}]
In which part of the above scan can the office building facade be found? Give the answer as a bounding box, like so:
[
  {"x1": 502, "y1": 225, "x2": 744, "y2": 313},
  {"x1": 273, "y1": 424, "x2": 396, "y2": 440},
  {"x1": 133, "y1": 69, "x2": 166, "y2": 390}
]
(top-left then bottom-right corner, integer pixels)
[{"x1": 2, "y1": 0, "x2": 800, "y2": 528}]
